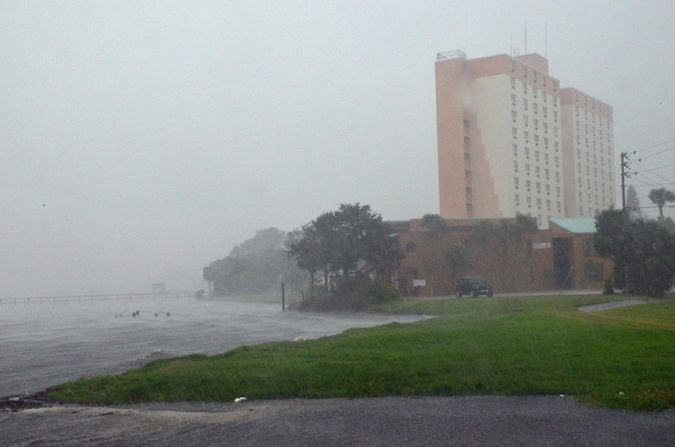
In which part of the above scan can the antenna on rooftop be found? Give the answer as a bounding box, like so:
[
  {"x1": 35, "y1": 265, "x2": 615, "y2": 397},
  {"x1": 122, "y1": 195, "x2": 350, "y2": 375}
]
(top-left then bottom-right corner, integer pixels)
[
  {"x1": 524, "y1": 24, "x2": 527, "y2": 54},
  {"x1": 544, "y1": 23, "x2": 548, "y2": 58}
]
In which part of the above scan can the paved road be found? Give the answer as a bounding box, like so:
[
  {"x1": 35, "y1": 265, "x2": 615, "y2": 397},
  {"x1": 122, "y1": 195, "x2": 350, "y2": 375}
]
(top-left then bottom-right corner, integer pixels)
[
  {"x1": 578, "y1": 299, "x2": 647, "y2": 312},
  {"x1": 2, "y1": 396, "x2": 673, "y2": 446}
]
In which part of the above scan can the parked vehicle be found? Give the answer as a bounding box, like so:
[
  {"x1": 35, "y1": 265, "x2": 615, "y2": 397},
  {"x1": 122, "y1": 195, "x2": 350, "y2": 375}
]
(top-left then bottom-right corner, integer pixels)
[{"x1": 455, "y1": 277, "x2": 494, "y2": 298}]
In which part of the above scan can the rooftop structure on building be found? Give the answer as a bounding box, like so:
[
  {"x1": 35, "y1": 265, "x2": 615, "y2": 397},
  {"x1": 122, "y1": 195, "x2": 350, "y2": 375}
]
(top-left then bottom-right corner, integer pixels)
[{"x1": 435, "y1": 50, "x2": 614, "y2": 228}]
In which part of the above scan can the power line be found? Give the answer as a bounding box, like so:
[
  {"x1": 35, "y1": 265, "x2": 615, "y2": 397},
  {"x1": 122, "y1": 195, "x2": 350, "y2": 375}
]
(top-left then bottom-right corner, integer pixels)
[
  {"x1": 633, "y1": 160, "x2": 673, "y2": 184},
  {"x1": 630, "y1": 182, "x2": 675, "y2": 188},
  {"x1": 636, "y1": 161, "x2": 675, "y2": 173},
  {"x1": 634, "y1": 205, "x2": 675, "y2": 209},
  {"x1": 639, "y1": 144, "x2": 675, "y2": 161},
  {"x1": 633, "y1": 137, "x2": 675, "y2": 154}
]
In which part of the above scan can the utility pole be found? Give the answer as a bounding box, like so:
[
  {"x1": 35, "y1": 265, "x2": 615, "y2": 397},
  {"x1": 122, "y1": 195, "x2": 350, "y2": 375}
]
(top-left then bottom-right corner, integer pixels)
[
  {"x1": 620, "y1": 152, "x2": 629, "y2": 210},
  {"x1": 619, "y1": 151, "x2": 637, "y2": 295}
]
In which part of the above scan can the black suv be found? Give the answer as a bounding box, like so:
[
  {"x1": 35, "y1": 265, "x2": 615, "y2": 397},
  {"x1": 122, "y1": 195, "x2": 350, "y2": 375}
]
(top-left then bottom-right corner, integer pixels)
[{"x1": 455, "y1": 277, "x2": 494, "y2": 298}]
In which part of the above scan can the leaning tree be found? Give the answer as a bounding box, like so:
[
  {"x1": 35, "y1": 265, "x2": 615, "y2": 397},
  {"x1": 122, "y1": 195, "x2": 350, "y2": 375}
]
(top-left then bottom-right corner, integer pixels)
[{"x1": 648, "y1": 188, "x2": 675, "y2": 221}]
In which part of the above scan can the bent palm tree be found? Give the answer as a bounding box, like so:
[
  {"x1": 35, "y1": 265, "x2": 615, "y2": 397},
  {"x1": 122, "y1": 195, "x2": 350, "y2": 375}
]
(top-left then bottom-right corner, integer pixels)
[{"x1": 648, "y1": 188, "x2": 675, "y2": 220}]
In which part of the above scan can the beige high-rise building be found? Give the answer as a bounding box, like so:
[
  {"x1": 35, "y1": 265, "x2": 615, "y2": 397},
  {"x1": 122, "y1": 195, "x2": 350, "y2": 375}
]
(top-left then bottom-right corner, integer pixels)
[
  {"x1": 560, "y1": 88, "x2": 614, "y2": 217},
  {"x1": 435, "y1": 50, "x2": 614, "y2": 228}
]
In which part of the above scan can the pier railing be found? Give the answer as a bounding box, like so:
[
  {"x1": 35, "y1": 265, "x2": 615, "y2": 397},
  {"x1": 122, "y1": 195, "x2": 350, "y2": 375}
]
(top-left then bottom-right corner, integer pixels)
[{"x1": 0, "y1": 292, "x2": 195, "y2": 305}]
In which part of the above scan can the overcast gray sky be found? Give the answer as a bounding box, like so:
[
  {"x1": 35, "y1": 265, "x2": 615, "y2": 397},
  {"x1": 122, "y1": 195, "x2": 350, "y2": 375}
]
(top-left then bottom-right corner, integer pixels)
[{"x1": 2, "y1": 0, "x2": 674, "y2": 296}]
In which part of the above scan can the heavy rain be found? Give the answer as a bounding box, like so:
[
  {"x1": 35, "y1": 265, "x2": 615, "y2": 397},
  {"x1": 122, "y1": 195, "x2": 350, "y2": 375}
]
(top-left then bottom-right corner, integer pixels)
[{"x1": 1, "y1": 1, "x2": 674, "y2": 445}]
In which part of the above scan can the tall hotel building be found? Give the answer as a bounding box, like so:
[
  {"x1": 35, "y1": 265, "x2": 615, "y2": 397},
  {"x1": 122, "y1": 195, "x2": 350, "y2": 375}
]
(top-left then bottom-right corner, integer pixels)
[{"x1": 435, "y1": 50, "x2": 614, "y2": 228}]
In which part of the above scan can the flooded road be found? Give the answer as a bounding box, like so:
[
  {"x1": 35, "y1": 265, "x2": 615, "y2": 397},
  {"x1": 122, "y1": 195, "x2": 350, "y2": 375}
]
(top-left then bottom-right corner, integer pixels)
[{"x1": 0, "y1": 298, "x2": 422, "y2": 397}]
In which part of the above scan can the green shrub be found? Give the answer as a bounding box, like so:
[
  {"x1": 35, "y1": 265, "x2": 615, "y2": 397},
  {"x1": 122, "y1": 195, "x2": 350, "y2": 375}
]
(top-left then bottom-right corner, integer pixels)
[{"x1": 298, "y1": 278, "x2": 400, "y2": 311}]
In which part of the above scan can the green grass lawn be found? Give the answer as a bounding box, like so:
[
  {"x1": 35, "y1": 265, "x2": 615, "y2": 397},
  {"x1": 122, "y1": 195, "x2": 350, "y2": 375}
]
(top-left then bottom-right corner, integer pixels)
[{"x1": 49, "y1": 294, "x2": 675, "y2": 411}]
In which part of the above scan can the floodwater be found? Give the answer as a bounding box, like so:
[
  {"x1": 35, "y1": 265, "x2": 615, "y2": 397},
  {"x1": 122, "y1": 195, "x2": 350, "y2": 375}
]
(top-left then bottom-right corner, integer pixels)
[{"x1": 0, "y1": 298, "x2": 422, "y2": 397}]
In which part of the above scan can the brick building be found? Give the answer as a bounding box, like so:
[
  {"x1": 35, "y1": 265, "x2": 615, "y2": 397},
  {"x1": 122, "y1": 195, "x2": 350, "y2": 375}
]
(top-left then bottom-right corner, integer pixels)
[{"x1": 392, "y1": 217, "x2": 613, "y2": 297}]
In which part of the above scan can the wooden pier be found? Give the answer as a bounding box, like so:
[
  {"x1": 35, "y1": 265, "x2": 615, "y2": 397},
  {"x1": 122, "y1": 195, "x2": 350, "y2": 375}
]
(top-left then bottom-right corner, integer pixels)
[{"x1": 0, "y1": 292, "x2": 195, "y2": 305}]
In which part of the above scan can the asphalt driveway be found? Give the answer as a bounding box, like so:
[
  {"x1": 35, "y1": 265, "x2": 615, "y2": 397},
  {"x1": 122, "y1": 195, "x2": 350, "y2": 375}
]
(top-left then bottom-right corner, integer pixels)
[{"x1": 2, "y1": 396, "x2": 673, "y2": 446}]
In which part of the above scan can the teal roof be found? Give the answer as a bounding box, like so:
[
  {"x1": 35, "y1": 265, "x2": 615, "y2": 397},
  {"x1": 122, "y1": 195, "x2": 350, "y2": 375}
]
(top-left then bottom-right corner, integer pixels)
[{"x1": 550, "y1": 218, "x2": 596, "y2": 234}]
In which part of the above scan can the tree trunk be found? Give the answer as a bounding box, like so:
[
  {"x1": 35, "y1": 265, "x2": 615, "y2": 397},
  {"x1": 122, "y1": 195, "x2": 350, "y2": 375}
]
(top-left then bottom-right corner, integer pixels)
[
  {"x1": 323, "y1": 266, "x2": 328, "y2": 293},
  {"x1": 309, "y1": 270, "x2": 315, "y2": 298}
]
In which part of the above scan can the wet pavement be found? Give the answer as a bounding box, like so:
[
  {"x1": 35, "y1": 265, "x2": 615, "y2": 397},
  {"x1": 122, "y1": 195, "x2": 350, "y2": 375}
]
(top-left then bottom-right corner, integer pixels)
[{"x1": 1, "y1": 396, "x2": 674, "y2": 446}]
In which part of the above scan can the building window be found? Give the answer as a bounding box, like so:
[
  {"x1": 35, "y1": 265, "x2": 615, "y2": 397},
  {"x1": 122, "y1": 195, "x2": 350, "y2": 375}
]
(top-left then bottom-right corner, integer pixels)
[
  {"x1": 512, "y1": 127, "x2": 517, "y2": 139},
  {"x1": 523, "y1": 98, "x2": 528, "y2": 110},
  {"x1": 526, "y1": 179, "x2": 531, "y2": 191},
  {"x1": 511, "y1": 76, "x2": 516, "y2": 89},
  {"x1": 513, "y1": 143, "x2": 518, "y2": 156},
  {"x1": 514, "y1": 177, "x2": 519, "y2": 189},
  {"x1": 515, "y1": 194, "x2": 520, "y2": 206},
  {"x1": 464, "y1": 136, "x2": 470, "y2": 145},
  {"x1": 584, "y1": 261, "x2": 603, "y2": 281},
  {"x1": 525, "y1": 147, "x2": 530, "y2": 159},
  {"x1": 527, "y1": 196, "x2": 532, "y2": 208},
  {"x1": 511, "y1": 93, "x2": 516, "y2": 106},
  {"x1": 513, "y1": 160, "x2": 519, "y2": 173},
  {"x1": 534, "y1": 150, "x2": 540, "y2": 162},
  {"x1": 512, "y1": 110, "x2": 517, "y2": 123},
  {"x1": 405, "y1": 242, "x2": 417, "y2": 253}
]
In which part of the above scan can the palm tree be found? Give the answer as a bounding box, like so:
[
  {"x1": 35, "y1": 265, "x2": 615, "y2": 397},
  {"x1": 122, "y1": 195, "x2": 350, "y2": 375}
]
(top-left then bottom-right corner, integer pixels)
[
  {"x1": 648, "y1": 188, "x2": 675, "y2": 221},
  {"x1": 202, "y1": 264, "x2": 216, "y2": 297}
]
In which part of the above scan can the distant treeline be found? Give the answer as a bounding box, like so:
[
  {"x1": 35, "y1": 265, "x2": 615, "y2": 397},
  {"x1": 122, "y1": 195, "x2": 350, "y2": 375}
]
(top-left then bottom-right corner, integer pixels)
[{"x1": 202, "y1": 228, "x2": 307, "y2": 297}]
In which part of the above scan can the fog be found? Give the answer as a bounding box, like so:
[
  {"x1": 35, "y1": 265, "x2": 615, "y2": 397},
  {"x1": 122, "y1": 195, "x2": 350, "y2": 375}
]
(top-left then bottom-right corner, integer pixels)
[{"x1": 2, "y1": 0, "x2": 674, "y2": 297}]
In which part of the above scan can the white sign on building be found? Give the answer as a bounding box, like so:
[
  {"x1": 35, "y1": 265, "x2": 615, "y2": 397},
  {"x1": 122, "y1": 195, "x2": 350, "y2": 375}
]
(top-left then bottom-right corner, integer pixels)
[{"x1": 413, "y1": 279, "x2": 426, "y2": 287}]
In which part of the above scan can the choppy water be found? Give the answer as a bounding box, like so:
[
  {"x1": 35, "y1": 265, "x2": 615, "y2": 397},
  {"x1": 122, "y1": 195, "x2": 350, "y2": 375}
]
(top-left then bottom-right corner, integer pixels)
[{"x1": 0, "y1": 298, "x2": 422, "y2": 397}]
